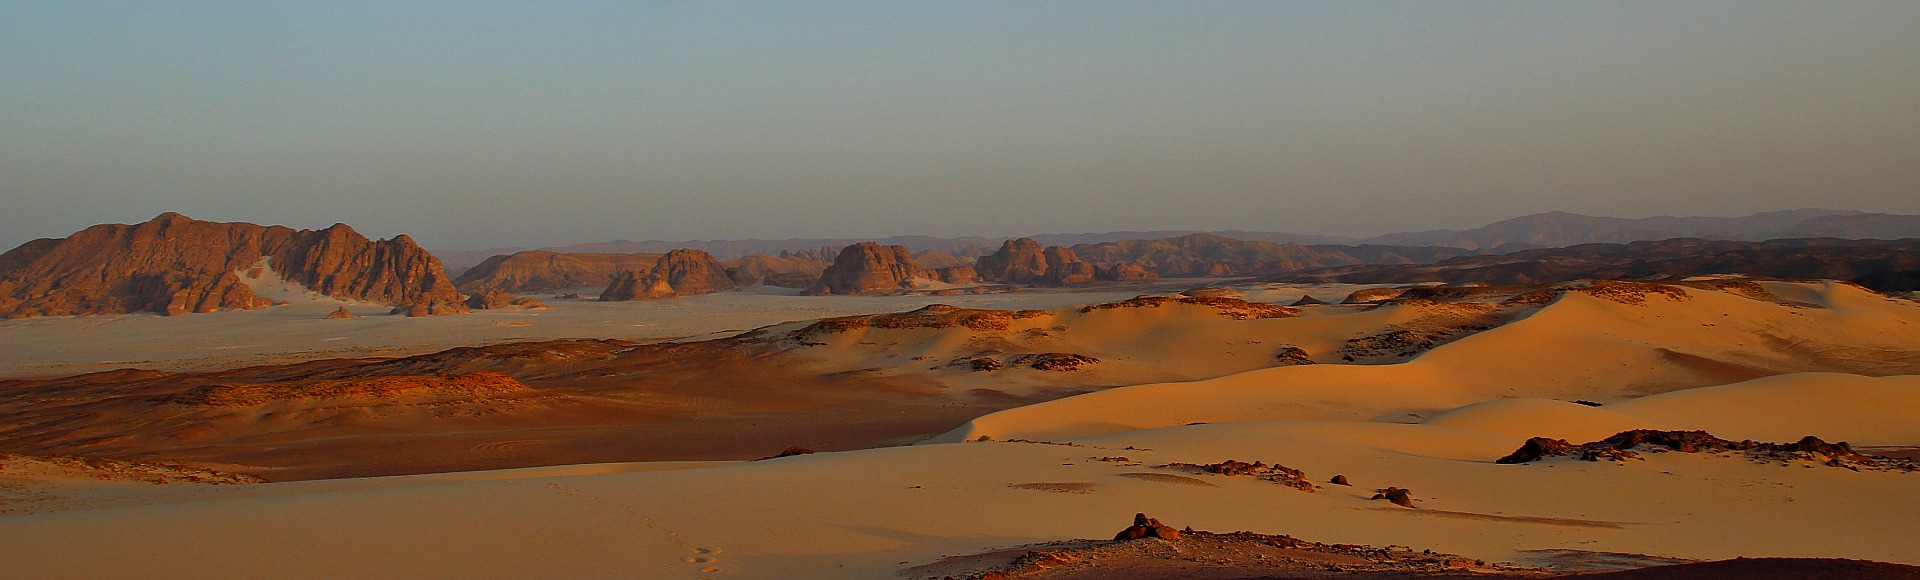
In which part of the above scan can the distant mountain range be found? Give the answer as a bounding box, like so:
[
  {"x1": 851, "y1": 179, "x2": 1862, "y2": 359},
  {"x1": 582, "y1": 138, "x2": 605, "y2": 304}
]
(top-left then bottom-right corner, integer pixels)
[
  {"x1": 1275, "y1": 237, "x2": 1920, "y2": 288},
  {"x1": 435, "y1": 209, "x2": 1920, "y2": 272}
]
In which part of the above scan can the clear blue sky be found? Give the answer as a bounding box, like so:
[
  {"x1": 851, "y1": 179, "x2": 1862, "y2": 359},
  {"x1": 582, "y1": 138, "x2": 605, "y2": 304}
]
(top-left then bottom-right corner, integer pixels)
[{"x1": 4, "y1": 1, "x2": 1917, "y2": 250}]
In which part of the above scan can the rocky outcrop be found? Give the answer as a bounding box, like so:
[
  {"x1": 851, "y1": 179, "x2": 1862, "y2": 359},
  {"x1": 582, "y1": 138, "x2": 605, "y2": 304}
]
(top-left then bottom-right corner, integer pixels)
[
  {"x1": 453, "y1": 251, "x2": 661, "y2": 293},
  {"x1": 599, "y1": 249, "x2": 736, "y2": 301},
  {"x1": 1114, "y1": 513, "x2": 1181, "y2": 541},
  {"x1": 1290, "y1": 295, "x2": 1329, "y2": 306},
  {"x1": 0, "y1": 213, "x2": 467, "y2": 318},
  {"x1": 975, "y1": 238, "x2": 1099, "y2": 286},
  {"x1": 803, "y1": 243, "x2": 927, "y2": 296},
  {"x1": 974, "y1": 238, "x2": 1051, "y2": 284},
  {"x1": 1095, "y1": 262, "x2": 1158, "y2": 282},
  {"x1": 464, "y1": 289, "x2": 548, "y2": 311},
  {"x1": 723, "y1": 254, "x2": 829, "y2": 288},
  {"x1": 932, "y1": 265, "x2": 981, "y2": 284},
  {"x1": 325, "y1": 306, "x2": 355, "y2": 320}
]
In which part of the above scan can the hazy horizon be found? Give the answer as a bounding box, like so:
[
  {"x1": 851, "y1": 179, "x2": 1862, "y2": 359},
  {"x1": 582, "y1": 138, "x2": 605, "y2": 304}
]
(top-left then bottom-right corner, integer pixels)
[{"x1": 5, "y1": 2, "x2": 1918, "y2": 252}]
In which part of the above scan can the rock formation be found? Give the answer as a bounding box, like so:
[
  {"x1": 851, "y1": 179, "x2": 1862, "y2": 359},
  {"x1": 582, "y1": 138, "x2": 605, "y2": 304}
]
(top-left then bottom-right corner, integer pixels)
[
  {"x1": 803, "y1": 243, "x2": 928, "y2": 296},
  {"x1": 1095, "y1": 262, "x2": 1158, "y2": 282},
  {"x1": 975, "y1": 238, "x2": 1103, "y2": 286},
  {"x1": 1114, "y1": 513, "x2": 1181, "y2": 541},
  {"x1": 598, "y1": 249, "x2": 735, "y2": 301},
  {"x1": 325, "y1": 306, "x2": 355, "y2": 320},
  {"x1": 453, "y1": 251, "x2": 661, "y2": 294},
  {"x1": 1290, "y1": 294, "x2": 1329, "y2": 306},
  {"x1": 464, "y1": 289, "x2": 548, "y2": 311},
  {"x1": 974, "y1": 238, "x2": 1052, "y2": 284},
  {"x1": 723, "y1": 254, "x2": 830, "y2": 288},
  {"x1": 931, "y1": 265, "x2": 981, "y2": 284},
  {"x1": 0, "y1": 213, "x2": 467, "y2": 318}
]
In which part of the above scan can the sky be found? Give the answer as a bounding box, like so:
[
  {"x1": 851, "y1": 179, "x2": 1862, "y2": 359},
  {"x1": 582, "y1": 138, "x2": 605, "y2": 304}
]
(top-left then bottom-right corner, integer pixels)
[{"x1": 3, "y1": 1, "x2": 1917, "y2": 251}]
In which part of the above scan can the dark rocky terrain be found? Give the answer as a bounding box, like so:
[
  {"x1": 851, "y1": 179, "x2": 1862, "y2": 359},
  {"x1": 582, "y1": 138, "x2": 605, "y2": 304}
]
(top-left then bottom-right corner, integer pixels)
[{"x1": 1277, "y1": 237, "x2": 1920, "y2": 286}]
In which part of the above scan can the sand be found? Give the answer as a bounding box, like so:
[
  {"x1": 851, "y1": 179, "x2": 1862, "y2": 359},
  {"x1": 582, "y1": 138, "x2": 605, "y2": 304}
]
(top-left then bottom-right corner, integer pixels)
[{"x1": 0, "y1": 280, "x2": 1916, "y2": 578}]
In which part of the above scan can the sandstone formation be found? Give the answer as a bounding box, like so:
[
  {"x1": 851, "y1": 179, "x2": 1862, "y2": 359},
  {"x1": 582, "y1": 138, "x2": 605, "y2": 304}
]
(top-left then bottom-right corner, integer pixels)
[
  {"x1": 0, "y1": 213, "x2": 467, "y2": 319},
  {"x1": 464, "y1": 289, "x2": 548, "y2": 311},
  {"x1": 598, "y1": 249, "x2": 735, "y2": 301},
  {"x1": 722, "y1": 254, "x2": 829, "y2": 288},
  {"x1": 974, "y1": 238, "x2": 1101, "y2": 286},
  {"x1": 325, "y1": 306, "x2": 355, "y2": 320},
  {"x1": 1290, "y1": 294, "x2": 1329, "y2": 306},
  {"x1": 931, "y1": 265, "x2": 982, "y2": 284},
  {"x1": 1095, "y1": 262, "x2": 1158, "y2": 282},
  {"x1": 803, "y1": 242, "x2": 928, "y2": 296},
  {"x1": 454, "y1": 251, "x2": 662, "y2": 294}
]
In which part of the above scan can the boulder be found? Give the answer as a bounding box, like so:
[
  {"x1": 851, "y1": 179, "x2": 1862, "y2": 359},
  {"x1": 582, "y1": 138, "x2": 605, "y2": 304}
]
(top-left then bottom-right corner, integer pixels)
[
  {"x1": 1113, "y1": 513, "x2": 1181, "y2": 541},
  {"x1": 1371, "y1": 487, "x2": 1415, "y2": 508},
  {"x1": 324, "y1": 306, "x2": 354, "y2": 320}
]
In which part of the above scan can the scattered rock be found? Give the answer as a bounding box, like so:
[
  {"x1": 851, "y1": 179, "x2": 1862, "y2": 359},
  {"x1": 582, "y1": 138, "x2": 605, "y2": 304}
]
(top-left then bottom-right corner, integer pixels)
[
  {"x1": 1273, "y1": 346, "x2": 1313, "y2": 365},
  {"x1": 1370, "y1": 487, "x2": 1415, "y2": 508},
  {"x1": 1329, "y1": 474, "x2": 1350, "y2": 486},
  {"x1": 324, "y1": 306, "x2": 354, "y2": 319},
  {"x1": 1011, "y1": 353, "x2": 1099, "y2": 371},
  {"x1": 1156, "y1": 459, "x2": 1318, "y2": 492},
  {"x1": 1113, "y1": 513, "x2": 1181, "y2": 541},
  {"x1": 759, "y1": 446, "x2": 816, "y2": 460},
  {"x1": 1080, "y1": 295, "x2": 1299, "y2": 320},
  {"x1": 949, "y1": 356, "x2": 1006, "y2": 372}
]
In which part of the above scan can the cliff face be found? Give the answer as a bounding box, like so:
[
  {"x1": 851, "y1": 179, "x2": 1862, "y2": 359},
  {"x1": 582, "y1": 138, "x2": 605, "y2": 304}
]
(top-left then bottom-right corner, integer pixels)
[
  {"x1": 803, "y1": 242, "x2": 926, "y2": 295},
  {"x1": 454, "y1": 251, "x2": 663, "y2": 293},
  {"x1": 0, "y1": 213, "x2": 467, "y2": 318},
  {"x1": 598, "y1": 249, "x2": 735, "y2": 301}
]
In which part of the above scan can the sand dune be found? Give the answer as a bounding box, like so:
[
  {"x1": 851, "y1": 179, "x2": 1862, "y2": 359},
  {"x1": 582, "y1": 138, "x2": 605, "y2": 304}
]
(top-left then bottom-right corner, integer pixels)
[{"x1": 1, "y1": 279, "x2": 1916, "y2": 578}]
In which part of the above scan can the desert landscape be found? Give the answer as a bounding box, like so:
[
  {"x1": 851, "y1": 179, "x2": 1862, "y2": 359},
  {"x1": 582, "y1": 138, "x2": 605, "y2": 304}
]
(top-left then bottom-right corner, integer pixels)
[
  {"x1": 3, "y1": 210, "x2": 1920, "y2": 579},
  {"x1": 6, "y1": 3, "x2": 1920, "y2": 579}
]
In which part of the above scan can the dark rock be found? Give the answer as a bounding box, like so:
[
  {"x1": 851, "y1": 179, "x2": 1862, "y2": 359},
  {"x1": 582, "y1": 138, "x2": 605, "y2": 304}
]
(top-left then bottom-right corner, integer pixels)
[
  {"x1": 1290, "y1": 294, "x2": 1330, "y2": 306},
  {"x1": 1371, "y1": 486, "x2": 1414, "y2": 508},
  {"x1": 1496, "y1": 437, "x2": 1577, "y2": 464},
  {"x1": 1329, "y1": 474, "x2": 1350, "y2": 486},
  {"x1": 1113, "y1": 512, "x2": 1181, "y2": 541}
]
